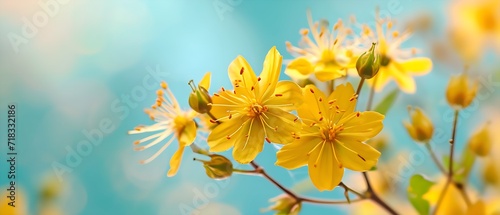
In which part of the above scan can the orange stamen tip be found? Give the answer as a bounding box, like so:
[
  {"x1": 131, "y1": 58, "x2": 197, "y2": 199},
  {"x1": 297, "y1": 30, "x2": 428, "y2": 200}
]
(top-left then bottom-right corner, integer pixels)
[
  {"x1": 265, "y1": 137, "x2": 271, "y2": 143},
  {"x1": 156, "y1": 90, "x2": 163, "y2": 96},
  {"x1": 310, "y1": 88, "x2": 315, "y2": 93},
  {"x1": 240, "y1": 67, "x2": 244, "y2": 75},
  {"x1": 160, "y1": 81, "x2": 167, "y2": 89},
  {"x1": 356, "y1": 112, "x2": 360, "y2": 117},
  {"x1": 275, "y1": 94, "x2": 282, "y2": 97},
  {"x1": 226, "y1": 135, "x2": 231, "y2": 140},
  {"x1": 133, "y1": 141, "x2": 140, "y2": 145},
  {"x1": 257, "y1": 77, "x2": 261, "y2": 81},
  {"x1": 210, "y1": 119, "x2": 217, "y2": 123}
]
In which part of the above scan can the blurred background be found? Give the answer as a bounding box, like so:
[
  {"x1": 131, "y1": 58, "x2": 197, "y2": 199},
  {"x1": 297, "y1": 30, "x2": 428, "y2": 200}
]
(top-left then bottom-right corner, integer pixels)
[{"x1": 0, "y1": 0, "x2": 499, "y2": 214}]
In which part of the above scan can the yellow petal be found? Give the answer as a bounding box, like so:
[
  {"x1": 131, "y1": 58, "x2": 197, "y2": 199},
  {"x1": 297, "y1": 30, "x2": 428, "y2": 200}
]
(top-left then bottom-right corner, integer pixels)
[
  {"x1": 199, "y1": 72, "x2": 211, "y2": 90},
  {"x1": 388, "y1": 62, "x2": 417, "y2": 93},
  {"x1": 337, "y1": 111, "x2": 384, "y2": 142},
  {"x1": 228, "y1": 55, "x2": 259, "y2": 96},
  {"x1": 285, "y1": 57, "x2": 314, "y2": 79},
  {"x1": 232, "y1": 118, "x2": 265, "y2": 164},
  {"x1": 263, "y1": 81, "x2": 303, "y2": 111},
  {"x1": 466, "y1": 201, "x2": 486, "y2": 215},
  {"x1": 297, "y1": 85, "x2": 327, "y2": 122},
  {"x1": 259, "y1": 46, "x2": 282, "y2": 99},
  {"x1": 399, "y1": 57, "x2": 433, "y2": 75},
  {"x1": 367, "y1": 67, "x2": 391, "y2": 92},
  {"x1": 264, "y1": 108, "x2": 301, "y2": 144},
  {"x1": 308, "y1": 142, "x2": 344, "y2": 191},
  {"x1": 328, "y1": 82, "x2": 357, "y2": 123},
  {"x1": 208, "y1": 116, "x2": 250, "y2": 152},
  {"x1": 334, "y1": 139, "x2": 380, "y2": 171},
  {"x1": 276, "y1": 135, "x2": 323, "y2": 169},
  {"x1": 167, "y1": 145, "x2": 185, "y2": 177},
  {"x1": 178, "y1": 119, "x2": 197, "y2": 146},
  {"x1": 314, "y1": 63, "x2": 346, "y2": 81},
  {"x1": 208, "y1": 90, "x2": 239, "y2": 121}
]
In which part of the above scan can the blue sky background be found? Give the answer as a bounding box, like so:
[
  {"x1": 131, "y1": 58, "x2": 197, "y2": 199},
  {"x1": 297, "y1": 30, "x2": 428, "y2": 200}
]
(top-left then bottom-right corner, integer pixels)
[{"x1": 0, "y1": 0, "x2": 499, "y2": 214}]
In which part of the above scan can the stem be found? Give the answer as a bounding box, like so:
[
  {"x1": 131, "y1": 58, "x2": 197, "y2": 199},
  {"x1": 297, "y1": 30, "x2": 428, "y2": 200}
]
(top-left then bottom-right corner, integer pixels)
[
  {"x1": 433, "y1": 110, "x2": 459, "y2": 214},
  {"x1": 366, "y1": 74, "x2": 379, "y2": 111},
  {"x1": 356, "y1": 78, "x2": 366, "y2": 96},
  {"x1": 327, "y1": 80, "x2": 335, "y2": 95},
  {"x1": 424, "y1": 143, "x2": 447, "y2": 175},
  {"x1": 249, "y1": 161, "x2": 365, "y2": 205},
  {"x1": 370, "y1": 192, "x2": 399, "y2": 215}
]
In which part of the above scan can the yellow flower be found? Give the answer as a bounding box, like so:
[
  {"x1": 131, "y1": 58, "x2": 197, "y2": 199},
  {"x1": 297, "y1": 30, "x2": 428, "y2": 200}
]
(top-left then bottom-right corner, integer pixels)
[
  {"x1": 468, "y1": 123, "x2": 492, "y2": 156},
  {"x1": 129, "y1": 81, "x2": 197, "y2": 177},
  {"x1": 276, "y1": 83, "x2": 383, "y2": 191},
  {"x1": 483, "y1": 158, "x2": 499, "y2": 185},
  {"x1": 403, "y1": 106, "x2": 434, "y2": 143},
  {"x1": 424, "y1": 179, "x2": 468, "y2": 215},
  {"x1": 285, "y1": 11, "x2": 356, "y2": 82},
  {"x1": 207, "y1": 47, "x2": 302, "y2": 164},
  {"x1": 445, "y1": 73, "x2": 478, "y2": 109},
  {"x1": 262, "y1": 194, "x2": 301, "y2": 215},
  {"x1": 0, "y1": 188, "x2": 27, "y2": 215},
  {"x1": 360, "y1": 14, "x2": 433, "y2": 93},
  {"x1": 449, "y1": 0, "x2": 500, "y2": 62}
]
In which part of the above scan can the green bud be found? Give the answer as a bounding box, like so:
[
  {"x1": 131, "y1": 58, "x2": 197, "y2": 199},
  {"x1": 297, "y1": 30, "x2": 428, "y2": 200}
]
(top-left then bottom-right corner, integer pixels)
[
  {"x1": 356, "y1": 43, "x2": 380, "y2": 79},
  {"x1": 188, "y1": 80, "x2": 212, "y2": 114},
  {"x1": 195, "y1": 154, "x2": 233, "y2": 180}
]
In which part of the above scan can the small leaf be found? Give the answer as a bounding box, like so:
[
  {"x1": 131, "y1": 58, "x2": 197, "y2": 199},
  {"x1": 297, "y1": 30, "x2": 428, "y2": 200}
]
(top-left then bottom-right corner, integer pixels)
[
  {"x1": 374, "y1": 88, "x2": 399, "y2": 115},
  {"x1": 407, "y1": 174, "x2": 434, "y2": 215}
]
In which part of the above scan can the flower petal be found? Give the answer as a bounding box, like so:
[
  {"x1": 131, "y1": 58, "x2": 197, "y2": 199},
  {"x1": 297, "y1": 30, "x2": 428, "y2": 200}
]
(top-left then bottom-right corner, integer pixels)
[
  {"x1": 400, "y1": 57, "x2": 432, "y2": 75},
  {"x1": 308, "y1": 142, "x2": 343, "y2": 191},
  {"x1": 167, "y1": 145, "x2": 185, "y2": 177},
  {"x1": 334, "y1": 139, "x2": 380, "y2": 171},
  {"x1": 285, "y1": 57, "x2": 314, "y2": 79},
  {"x1": 367, "y1": 67, "x2": 391, "y2": 92},
  {"x1": 178, "y1": 119, "x2": 197, "y2": 146},
  {"x1": 297, "y1": 85, "x2": 327, "y2": 123},
  {"x1": 259, "y1": 46, "x2": 282, "y2": 99},
  {"x1": 263, "y1": 108, "x2": 301, "y2": 144},
  {"x1": 232, "y1": 118, "x2": 266, "y2": 164},
  {"x1": 199, "y1": 72, "x2": 211, "y2": 90},
  {"x1": 209, "y1": 90, "x2": 243, "y2": 121},
  {"x1": 228, "y1": 55, "x2": 259, "y2": 96},
  {"x1": 328, "y1": 83, "x2": 357, "y2": 123},
  {"x1": 388, "y1": 62, "x2": 417, "y2": 93},
  {"x1": 337, "y1": 111, "x2": 384, "y2": 142},
  {"x1": 263, "y1": 81, "x2": 303, "y2": 111},
  {"x1": 207, "y1": 116, "x2": 250, "y2": 152},
  {"x1": 276, "y1": 136, "x2": 323, "y2": 169},
  {"x1": 314, "y1": 63, "x2": 346, "y2": 82}
]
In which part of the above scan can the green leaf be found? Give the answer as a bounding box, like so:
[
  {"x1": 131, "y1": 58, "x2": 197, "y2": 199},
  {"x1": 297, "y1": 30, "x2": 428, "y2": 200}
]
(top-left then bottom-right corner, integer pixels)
[
  {"x1": 407, "y1": 174, "x2": 434, "y2": 215},
  {"x1": 373, "y1": 88, "x2": 399, "y2": 115}
]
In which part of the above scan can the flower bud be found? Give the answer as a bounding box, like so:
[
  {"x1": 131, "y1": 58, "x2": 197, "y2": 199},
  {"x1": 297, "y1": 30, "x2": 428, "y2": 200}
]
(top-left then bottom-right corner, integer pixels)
[
  {"x1": 403, "y1": 106, "x2": 434, "y2": 142},
  {"x1": 483, "y1": 158, "x2": 498, "y2": 185},
  {"x1": 445, "y1": 73, "x2": 478, "y2": 109},
  {"x1": 188, "y1": 80, "x2": 212, "y2": 114},
  {"x1": 468, "y1": 123, "x2": 492, "y2": 157},
  {"x1": 262, "y1": 194, "x2": 301, "y2": 215},
  {"x1": 196, "y1": 154, "x2": 233, "y2": 180},
  {"x1": 356, "y1": 43, "x2": 380, "y2": 79}
]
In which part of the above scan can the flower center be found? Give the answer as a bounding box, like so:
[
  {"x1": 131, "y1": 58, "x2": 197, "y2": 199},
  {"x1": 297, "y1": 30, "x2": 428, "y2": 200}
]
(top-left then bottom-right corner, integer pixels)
[
  {"x1": 321, "y1": 126, "x2": 341, "y2": 142},
  {"x1": 247, "y1": 103, "x2": 267, "y2": 117}
]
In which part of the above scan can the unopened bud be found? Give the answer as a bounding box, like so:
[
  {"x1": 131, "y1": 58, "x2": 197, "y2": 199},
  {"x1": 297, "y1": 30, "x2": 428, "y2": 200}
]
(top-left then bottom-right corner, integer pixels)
[
  {"x1": 195, "y1": 154, "x2": 233, "y2": 180},
  {"x1": 188, "y1": 80, "x2": 212, "y2": 114},
  {"x1": 483, "y1": 158, "x2": 499, "y2": 185},
  {"x1": 403, "y1": 106, "x2": 434, "y2": 143},
  {"x1": 356, "y1": 43, "x2": 380, "y2": 79},
  {"x1": 468, "y1": 123, "x2": 492, "y2": 157},
  {"x1": 262, "y1": 194, "x2": 301, "y2": 215},
  {"x1": 445, "y1": 73, "x2": 478, "y2": 109}
]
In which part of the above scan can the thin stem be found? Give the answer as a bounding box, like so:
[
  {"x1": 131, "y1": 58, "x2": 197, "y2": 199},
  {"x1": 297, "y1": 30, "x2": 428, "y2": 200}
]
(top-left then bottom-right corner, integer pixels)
[
  {"x1": 455, "y1": 182, "x2": 471, "y2": 206},
  {"x1": 232, "y1": 169, "x2": 262, "y2": 175},
  {"x1": 370, "y1": 192, "x2": 399, "y2": 215},
  {"x1": 366, "y1": 74, "x2": 379, "y2": 111},
  {"x1": 339, "y1": 182, "x2": 364, "y2": 198},
  {"x1": 249, "y1": 161, "x2": 366, "y2": 206},
  {"x1": 424, "y1": 143, "x2": 447, "y2": 175},
  {"x1": 356, "y1": 78, "x2": 366, "y2": 96},
  {"x1": 433, "y1": 109, "x2": 459, "y2": 214},
  {"x1": 327, "y1": 80, "x2": 335, "y2": 95}
]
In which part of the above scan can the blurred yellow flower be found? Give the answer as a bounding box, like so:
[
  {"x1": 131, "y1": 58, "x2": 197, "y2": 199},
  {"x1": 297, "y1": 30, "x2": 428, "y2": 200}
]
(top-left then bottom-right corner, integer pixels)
[
  {"x1": 445, "y1": 73, "x2": 478, "y2": 109},
  {"x1": 129, "y1": 81, "x2": 197, "y2": 177},
  {"x1": 0, "y1": 188, "x2": 27, "y2": 215},
  {"x1": 360, "y1": 14, "x2": 433, "y2": 93},
  {"x1": 424, "y1": 179, "x2": 467, "y2": 215},
  {"x1": 207, "y1": 47, "x2": 302, "y2": 164},
  {"x1": 468, "y1": 123, "x2": 492, "y2": 156},
  {"x1": 403, "y1": 106, "x2": 434, "y2": 143},
  {"x1": 262, "y1": 194, "x2": 301, "y2": 215},
  {"x1": 449, "y1": 0, "x2": 500, "y2": 62},
  {"x1": 285, "y1": 11, "x2": 356, "y2": 82},
  {"x1": 276, "y1": 83, "x2": 383, "y2": 191}
]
